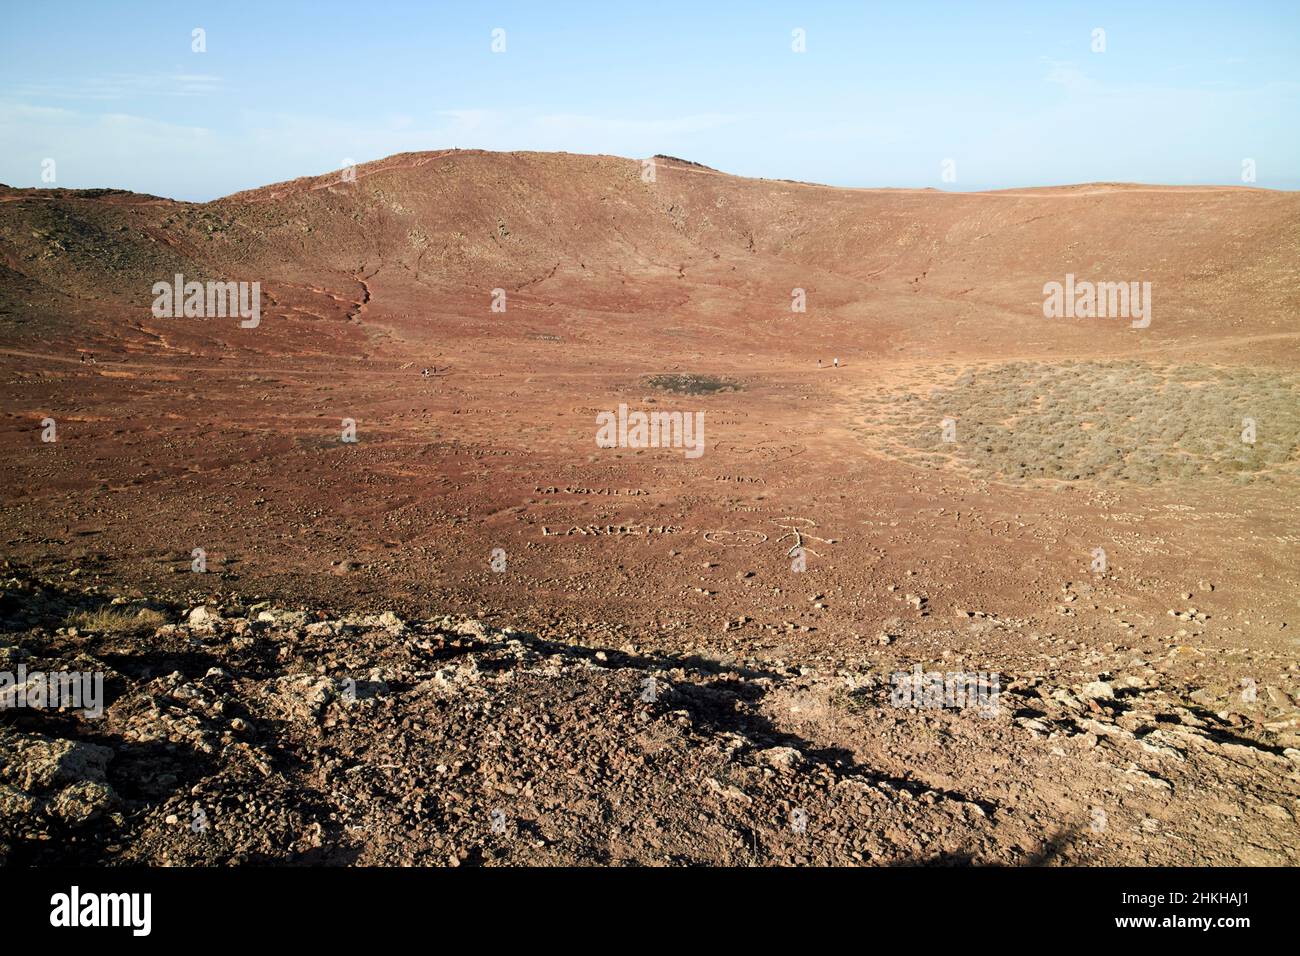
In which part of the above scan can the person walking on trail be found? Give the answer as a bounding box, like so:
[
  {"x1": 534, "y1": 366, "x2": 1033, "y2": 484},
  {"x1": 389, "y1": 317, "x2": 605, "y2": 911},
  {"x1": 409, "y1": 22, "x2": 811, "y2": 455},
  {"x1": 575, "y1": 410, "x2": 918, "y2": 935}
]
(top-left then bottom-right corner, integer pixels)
[{"x1": 833, "y1": 357, "x2": 839, "y2": 368}]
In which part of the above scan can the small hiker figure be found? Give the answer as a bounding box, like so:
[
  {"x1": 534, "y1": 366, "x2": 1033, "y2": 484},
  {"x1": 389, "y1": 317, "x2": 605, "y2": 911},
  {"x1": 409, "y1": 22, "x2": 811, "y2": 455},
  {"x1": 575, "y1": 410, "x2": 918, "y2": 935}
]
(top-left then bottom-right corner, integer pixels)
[
  {"x1": 833, "y1": 357, "x2": 839, "y2": 368},
  {"x1": 421, "y1": 367, "x2": 430, "y2": 377},
  {"x1": 816, "y1": 359, "x2": 822, "y2": 368}
]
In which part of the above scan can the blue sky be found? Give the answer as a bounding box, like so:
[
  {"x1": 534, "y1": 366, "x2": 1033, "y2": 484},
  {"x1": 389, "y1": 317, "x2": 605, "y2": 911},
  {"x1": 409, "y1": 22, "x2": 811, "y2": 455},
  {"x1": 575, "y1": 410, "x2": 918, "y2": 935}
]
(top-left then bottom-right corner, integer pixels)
[{"x1": 1, "y1": 1, "x2": 1296, "y2": 200}]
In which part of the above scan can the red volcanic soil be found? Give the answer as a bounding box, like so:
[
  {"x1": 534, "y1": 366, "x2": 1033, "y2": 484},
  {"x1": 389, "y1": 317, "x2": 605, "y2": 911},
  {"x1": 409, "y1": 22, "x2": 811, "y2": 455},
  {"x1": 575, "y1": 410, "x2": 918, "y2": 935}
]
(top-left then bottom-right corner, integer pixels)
[{"x1": 0, "y1": 151, "x2": 1298, "y2": 865}]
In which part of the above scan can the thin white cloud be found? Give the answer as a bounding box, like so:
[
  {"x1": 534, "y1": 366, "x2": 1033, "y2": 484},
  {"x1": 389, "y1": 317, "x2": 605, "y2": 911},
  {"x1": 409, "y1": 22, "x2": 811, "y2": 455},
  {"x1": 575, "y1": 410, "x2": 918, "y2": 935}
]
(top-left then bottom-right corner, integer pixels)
[
  {"x1": 7, "y1": 73, "x2": 225, "y2": 100},
  {"x1": 1042, "y1": 60, "x2": 1099, "y2": 94},
  {"x1": 531, "y1": 113, "x2": 739, "y2": 136},
  {"x1": 0, "y1": 99, "x2": 214, "y2": 195}
]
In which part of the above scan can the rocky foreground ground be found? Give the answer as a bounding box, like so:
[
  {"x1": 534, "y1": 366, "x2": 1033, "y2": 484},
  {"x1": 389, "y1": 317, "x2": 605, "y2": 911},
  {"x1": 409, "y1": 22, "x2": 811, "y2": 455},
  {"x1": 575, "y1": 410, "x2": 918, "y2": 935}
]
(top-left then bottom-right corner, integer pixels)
[{"x1": 2, "y1": 564, "x2": 1297, "y2": 866}]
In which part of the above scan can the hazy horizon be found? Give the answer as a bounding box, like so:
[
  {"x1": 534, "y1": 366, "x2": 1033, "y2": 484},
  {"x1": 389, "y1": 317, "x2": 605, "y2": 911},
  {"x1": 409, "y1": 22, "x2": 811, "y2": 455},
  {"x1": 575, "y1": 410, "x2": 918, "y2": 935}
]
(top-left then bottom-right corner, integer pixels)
[{"x1": 7, "y1": 145, "x2": 1300, "y2": 204}]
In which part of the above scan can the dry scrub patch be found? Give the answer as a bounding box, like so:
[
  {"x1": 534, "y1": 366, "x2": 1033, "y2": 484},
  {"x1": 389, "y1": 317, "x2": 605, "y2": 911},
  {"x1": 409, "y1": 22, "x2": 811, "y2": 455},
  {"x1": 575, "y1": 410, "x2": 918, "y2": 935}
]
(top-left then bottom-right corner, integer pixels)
[
  {"x1": 65, "y1": 606, "x2": 167, "y2": 635},
  {"x1": 642, "y1": 373, "x2": 740, "y2": 395},
  {"x1": 866, "y1": 361, "x2": 1300, "y2": 485}
]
